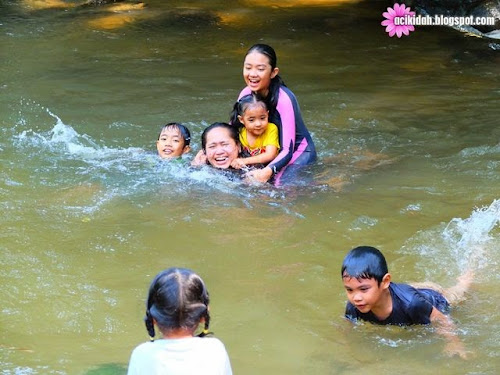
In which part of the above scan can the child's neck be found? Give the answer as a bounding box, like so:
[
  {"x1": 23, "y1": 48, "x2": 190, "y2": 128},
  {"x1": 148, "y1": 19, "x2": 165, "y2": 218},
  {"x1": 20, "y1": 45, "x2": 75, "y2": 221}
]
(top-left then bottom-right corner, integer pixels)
[
  {"x1": 245, "y1": 129, "x2": 260, "y2": 146},
  {"x1": 162, "y1": 328, "x2": 196, "y2": 339},
  {"x1": 371, "y1": 287, "x2": 393, "y2": 321}
]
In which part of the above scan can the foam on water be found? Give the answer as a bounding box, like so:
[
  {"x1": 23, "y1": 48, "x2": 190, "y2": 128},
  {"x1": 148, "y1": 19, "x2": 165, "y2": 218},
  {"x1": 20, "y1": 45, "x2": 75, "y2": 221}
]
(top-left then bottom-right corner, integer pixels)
[{"x1": 7, "y1": 107, "x2": 309, "y2": 219}]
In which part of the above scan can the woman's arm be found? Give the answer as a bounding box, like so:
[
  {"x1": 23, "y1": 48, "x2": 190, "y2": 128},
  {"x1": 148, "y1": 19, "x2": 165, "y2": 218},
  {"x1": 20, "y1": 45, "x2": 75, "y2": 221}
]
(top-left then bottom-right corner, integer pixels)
[
  {"x1": 245, "y1": 166, "x2": 274, "y2": 183},
  {"x1": 267, "y1": 88, "x2": 296, "y2": 173}
]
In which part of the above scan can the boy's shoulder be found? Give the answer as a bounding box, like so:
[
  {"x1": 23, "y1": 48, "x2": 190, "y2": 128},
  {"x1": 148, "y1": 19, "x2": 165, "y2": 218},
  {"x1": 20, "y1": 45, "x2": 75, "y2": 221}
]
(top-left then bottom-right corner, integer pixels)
[
  {"x1": 388, "y1": 282, "x2": 436, "y2": 324},
  {"x1": 345, "y1": 282, "x2": 435, "y2": 326}
]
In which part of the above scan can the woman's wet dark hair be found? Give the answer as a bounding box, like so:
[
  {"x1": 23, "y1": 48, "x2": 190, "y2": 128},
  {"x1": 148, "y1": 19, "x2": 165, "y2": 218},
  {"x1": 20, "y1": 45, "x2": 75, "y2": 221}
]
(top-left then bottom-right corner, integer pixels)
[
  {"x1": 158, "y1": 122, "x2": 191, "y2": 146},
  {"x1": 144, "y1": 268, "x2": 210, "y2": 340},
  {"x1": 341, "y1": 246, "x2": 389, "y2": 285},
  {"x1": 230, "y1": 93, "x2": 268, "y2": 129},
  {"x1": 201, "y1": 122, "x2": 240, "y2": 152},
  {"x1": 245, "y1": 43, "x2": 286, "y2": 115}
]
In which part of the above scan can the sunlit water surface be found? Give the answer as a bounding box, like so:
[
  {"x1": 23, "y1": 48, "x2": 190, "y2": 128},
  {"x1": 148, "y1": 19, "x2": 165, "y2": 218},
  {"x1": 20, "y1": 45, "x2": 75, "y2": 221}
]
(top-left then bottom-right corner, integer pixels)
[{"x1": 1, "y1": 0, "x2": 499, "y2": 374}]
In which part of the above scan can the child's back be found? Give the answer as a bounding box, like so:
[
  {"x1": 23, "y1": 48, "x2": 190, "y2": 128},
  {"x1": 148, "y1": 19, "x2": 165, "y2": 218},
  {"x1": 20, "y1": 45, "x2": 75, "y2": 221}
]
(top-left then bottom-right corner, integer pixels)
[
  {"x1": 127, "y1": 268, "x2": 232, "y2": 375},
  {"x1": 128, "y1": 336, "x2": 231, "y2": 375}
]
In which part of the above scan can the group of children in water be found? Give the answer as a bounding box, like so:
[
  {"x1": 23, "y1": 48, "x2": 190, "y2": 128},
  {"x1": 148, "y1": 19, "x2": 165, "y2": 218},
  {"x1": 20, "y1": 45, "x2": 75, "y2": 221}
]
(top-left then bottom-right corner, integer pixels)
[
  {"x1": 127, "y1": 43, "x2": 474, "y2": 373},
  {"x1": 127, "y1": 247, "x2": 474, "y2": 374},
  {"x1": 155, "y1": 92, "x2": 279, "y2": 173},
  {"x1": 155, "y1": 43, "x2": 316, "y2": 184}
]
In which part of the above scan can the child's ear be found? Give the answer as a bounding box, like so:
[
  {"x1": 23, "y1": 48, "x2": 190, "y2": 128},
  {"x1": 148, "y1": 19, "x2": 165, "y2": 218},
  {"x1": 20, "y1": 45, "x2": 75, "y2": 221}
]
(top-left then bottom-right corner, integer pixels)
[
  {"x1": 183, "y1": 145, "x2": 191, "y2": 154},
  {"x1": 237, "y1": 115, "x2": 243, "y2": 124},
  {"x1": 271, "y1": 67, "x2": 279, "y2": 79},
  {"x1": 381, "y1": 273, "x2": 391, "y2": 289}
]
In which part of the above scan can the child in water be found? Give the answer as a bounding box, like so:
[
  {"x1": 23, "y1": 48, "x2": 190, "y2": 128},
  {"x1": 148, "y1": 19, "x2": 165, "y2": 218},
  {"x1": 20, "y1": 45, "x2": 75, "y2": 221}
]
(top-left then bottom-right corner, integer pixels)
[
  {"x1": 229, "y1": 93, "x2": 279, "y2": 169},
  {"x1": 341, "y1": 246, "x2": 473, "y2": 358},
  {"x1": 156, "y1": 122, "x2": 191, "y2": 159},
  {"x1": 127, "y1": 268, "x2": 232, "y2": 375}
]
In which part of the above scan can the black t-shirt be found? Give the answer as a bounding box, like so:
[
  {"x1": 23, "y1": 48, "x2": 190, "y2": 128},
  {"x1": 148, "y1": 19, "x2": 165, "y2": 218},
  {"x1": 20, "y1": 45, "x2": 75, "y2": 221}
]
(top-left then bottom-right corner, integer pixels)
[{"x1": 345, "y1": 282, "x2": 450, "y2": 325}]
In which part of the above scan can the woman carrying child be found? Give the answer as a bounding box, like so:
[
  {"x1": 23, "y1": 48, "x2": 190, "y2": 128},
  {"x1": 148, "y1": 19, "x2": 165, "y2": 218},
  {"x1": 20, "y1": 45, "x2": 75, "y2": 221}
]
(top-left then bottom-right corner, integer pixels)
[
  {"x1": 127, "y1": 267, "x2": 232, "y2": 375},
  {"x1": 237, "y1": 43, "x2": 316, "y2": 184}
]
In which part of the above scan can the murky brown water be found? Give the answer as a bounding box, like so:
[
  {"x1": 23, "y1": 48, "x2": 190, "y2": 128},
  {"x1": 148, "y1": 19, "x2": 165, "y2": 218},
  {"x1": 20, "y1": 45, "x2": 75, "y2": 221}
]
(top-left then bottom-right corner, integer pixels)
[{"x1": 1, "y1": 1, "x2": 499, "y2": 374}]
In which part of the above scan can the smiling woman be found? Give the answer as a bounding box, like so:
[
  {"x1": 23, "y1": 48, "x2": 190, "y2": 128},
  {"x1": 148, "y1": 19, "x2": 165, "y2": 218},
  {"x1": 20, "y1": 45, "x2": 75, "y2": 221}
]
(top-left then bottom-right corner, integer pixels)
[{"x1": 192, "y1": 122, "x2": 242, "y2": 169}]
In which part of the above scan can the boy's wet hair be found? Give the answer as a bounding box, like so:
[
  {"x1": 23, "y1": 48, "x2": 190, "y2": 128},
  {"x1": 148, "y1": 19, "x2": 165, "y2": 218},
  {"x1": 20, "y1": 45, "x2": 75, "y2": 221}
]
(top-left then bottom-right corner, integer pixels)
[
  {"x1": 158, "y1": 122, "x2": 191, "y2": 146},
  {"x1": 341, "y1": 246, "x2": 389, "y2": 284},
  {"x1": 144, "y1": 268, "x2": 210, "y2": 339},
  {"x1": 230, "y1": 93, "x2": 268, "y2": 129},
  {"x1": 201, "y1": 122, "x2": 240, "y2": 151}
]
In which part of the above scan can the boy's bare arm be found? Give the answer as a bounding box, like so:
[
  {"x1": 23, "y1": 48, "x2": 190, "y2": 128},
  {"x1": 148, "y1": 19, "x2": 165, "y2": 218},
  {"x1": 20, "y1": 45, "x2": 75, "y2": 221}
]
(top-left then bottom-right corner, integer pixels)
[{"x1": 430, "y1": 307, "x2": 470, "y2": 359}]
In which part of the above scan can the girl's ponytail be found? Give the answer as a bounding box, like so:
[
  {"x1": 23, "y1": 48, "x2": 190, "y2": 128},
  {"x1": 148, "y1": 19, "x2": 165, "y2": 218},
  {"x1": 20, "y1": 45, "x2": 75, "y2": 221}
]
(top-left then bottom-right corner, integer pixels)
[
  {"x1": 267, "y1": 74, "x2": 285, "y2": 118},
  {"x1": 230, "y1": 100, "x2": 244, "y2": 129},
  {"x1": 144, "y1": 310, "x2": 156, "y2": 340},
  {"x1": 197, "y1": 308, "x2": 212, "y2": 337}
]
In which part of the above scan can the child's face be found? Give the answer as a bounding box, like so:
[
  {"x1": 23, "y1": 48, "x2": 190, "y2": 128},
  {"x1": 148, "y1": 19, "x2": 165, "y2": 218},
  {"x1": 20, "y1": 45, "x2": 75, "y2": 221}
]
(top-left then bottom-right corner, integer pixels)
[
  {"x1": 343, "y1": 276, "x2": 388, "y2": 314},
  {"x1": 238, "y1": 104, "x2": 269, "y2": 137},
  {"x1": 243, "y1": 51, "x2": 279, "y2": 96},
  {"x1": 157, "y1": 127, "x2": 189, "y2": 159},
  {"x1": 204, "y1": 127, "x2": 240, "y2": 169}
]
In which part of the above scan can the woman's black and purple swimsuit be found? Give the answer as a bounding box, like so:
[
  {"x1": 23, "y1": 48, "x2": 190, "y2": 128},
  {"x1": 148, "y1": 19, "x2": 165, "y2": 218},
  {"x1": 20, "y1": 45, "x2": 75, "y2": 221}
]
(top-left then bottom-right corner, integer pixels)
[{"x1": 238, "y1": 85, "x2": 316, "y2": 184}]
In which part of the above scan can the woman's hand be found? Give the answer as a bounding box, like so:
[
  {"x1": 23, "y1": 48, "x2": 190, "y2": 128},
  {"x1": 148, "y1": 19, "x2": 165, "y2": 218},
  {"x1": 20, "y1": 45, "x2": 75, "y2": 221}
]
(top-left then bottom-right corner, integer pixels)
[
  {"x1": 191, "y1": 150, "x2": 207, "y2": 166},
  {"x1": 245, "y1": 166, "x2": 273, "y2": 183}
]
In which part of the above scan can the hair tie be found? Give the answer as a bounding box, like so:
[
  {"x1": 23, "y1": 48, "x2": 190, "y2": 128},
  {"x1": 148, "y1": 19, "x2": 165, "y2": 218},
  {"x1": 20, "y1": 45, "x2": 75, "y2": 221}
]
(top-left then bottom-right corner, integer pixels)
[{"x1": 197, "y1": 328, "x2": 212, "y2": 338}]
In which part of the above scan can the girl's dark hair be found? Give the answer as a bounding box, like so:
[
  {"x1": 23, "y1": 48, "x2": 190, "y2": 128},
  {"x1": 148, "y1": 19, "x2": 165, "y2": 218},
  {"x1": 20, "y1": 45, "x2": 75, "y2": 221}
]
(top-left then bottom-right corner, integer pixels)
[
  {"x1": 144, "y1": 268, "x2": 210, "y2": 339},
  {"x1": 245, "y1": 43, "x2": 286, "y2": 114},
  {"x1": 230, "y1": 93, "x2": 268, "y2": 129},
  {"x1": 201, "y1": 122, "x2": 240, "y2": 151},
  {"x1": 341, "y1": 246, "x2": 389, "y2": 285},
  {"x1": 158, "y1": 122, "x2": 191, "y2": 146}
]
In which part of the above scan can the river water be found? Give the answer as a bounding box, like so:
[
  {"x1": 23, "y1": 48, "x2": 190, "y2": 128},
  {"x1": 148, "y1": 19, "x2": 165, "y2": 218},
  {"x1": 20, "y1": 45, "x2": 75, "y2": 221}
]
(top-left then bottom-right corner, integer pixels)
[{"x1": 1, "y1": 0, "x2": 499, "y2": 374}]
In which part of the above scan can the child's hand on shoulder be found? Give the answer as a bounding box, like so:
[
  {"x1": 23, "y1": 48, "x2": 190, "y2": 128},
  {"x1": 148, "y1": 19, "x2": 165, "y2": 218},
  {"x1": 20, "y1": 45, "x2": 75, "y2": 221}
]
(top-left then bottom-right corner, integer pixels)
[
  {"x1": 191, "y1": 150, "x2": 207, "y2": 166},
  {"x1": 230, "y1": 158, "x2": 247, "y2": 169}
]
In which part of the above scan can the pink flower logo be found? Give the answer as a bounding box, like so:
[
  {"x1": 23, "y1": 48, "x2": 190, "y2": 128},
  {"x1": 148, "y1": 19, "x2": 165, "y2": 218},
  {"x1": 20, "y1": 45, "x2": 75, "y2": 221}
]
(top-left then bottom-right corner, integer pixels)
[{"x1": 382, "y1": 3, "x2": 415, "y2": 38}]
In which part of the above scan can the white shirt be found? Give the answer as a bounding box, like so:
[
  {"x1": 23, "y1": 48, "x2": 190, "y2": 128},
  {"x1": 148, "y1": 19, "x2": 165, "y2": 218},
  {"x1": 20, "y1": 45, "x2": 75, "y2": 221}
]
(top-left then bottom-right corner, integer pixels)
[{"x1": 127, "y1": 337, "x2": 232, "y2": 375}]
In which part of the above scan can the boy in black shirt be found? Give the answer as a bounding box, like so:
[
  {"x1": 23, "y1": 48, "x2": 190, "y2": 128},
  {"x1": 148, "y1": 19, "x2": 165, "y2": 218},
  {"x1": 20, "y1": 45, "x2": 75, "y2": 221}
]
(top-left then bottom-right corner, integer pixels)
[{"x1": 341, "y1": 246, "x2": 472, "y2": 358}]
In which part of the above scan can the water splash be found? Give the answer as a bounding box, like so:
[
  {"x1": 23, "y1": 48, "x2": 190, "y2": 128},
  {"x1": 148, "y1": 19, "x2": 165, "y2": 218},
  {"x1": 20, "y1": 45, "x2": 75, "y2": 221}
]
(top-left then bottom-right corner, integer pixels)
[
  {"x1": 13, "y1": 108, "x2": 143, "y2": 160},
  {"x1": 443, "y1": 200, "x2": 500, "y2": 248},
  {"x1": 8, "y1": 107, "x2": 309, "y2": 220},
  {"x1": 400, "y1": 200, "x2": 499, "y2": 278}
]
